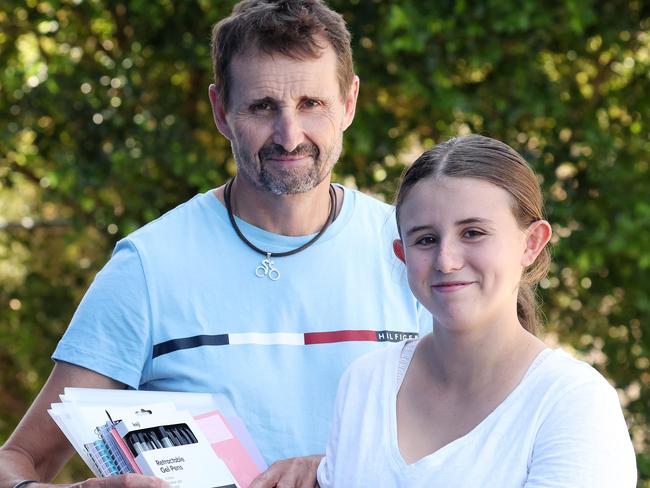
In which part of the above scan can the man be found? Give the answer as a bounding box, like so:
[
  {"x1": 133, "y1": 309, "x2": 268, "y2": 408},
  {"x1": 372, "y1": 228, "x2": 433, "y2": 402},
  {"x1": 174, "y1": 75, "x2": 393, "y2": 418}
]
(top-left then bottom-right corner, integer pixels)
[{"x1": 0, "y1": 1, "x2": 426, "y2": 487}]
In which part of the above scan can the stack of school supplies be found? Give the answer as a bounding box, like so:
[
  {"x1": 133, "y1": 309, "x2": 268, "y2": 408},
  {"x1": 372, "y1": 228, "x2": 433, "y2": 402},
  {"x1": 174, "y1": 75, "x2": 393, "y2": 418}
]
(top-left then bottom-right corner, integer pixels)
[{"x1": 49, "y1": 388, "x2": 267, "y2": 488}]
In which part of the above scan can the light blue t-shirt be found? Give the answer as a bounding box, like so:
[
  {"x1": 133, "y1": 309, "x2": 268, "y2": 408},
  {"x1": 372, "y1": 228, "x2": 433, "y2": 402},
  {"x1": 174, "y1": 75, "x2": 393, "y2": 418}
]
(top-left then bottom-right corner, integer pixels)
[{"x1": 53, "y1": 186, "x2": 429, "y2": 464}]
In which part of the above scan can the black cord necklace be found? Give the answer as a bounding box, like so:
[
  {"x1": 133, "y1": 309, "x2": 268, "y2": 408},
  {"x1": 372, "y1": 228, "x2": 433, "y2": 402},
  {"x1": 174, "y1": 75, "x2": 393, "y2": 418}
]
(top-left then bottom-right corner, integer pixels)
[{"x1": 224, "y1": 178, "x2": 337, "y2": 281}]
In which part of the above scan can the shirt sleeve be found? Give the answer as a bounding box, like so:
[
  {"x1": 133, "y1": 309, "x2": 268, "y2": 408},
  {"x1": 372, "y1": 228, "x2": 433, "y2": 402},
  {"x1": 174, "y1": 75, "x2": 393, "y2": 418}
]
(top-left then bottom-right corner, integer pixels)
[
  {"x1": 52, "y1": 239, "x2": 153, "y2": 389},
  {"x1": 525, "y1": 377, "x2": 637, "y2": 487},
  {"x1": 316, "y1": 365, "x2": 353, "y2": 488}
]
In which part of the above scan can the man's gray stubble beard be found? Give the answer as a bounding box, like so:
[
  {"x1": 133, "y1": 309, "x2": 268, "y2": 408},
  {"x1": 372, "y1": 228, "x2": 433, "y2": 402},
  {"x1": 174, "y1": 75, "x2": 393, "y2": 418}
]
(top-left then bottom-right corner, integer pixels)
[
  {"x1": 234, "y1": 137, "x2": 342, "y2": 195},
  {"x1": 260, "y1": 159, "x2": 325, "y2": 195}
]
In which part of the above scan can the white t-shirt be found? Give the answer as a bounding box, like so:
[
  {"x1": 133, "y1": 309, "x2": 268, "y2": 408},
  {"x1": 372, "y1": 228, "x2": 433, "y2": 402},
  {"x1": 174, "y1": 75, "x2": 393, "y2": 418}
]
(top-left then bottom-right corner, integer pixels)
[{"x1": 318, "y1": 340, "x2": 637, "y2": 487}]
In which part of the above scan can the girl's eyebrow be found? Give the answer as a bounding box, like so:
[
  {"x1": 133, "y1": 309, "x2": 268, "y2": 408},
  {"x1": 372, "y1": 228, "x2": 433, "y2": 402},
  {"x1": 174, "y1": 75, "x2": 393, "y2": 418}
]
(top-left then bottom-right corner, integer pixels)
[
  {"x1": 404, "y1": 224, "x2": 433, "y2": 237},
  {"x1": 404, "y1": 218, "x2": 494, "y2": 237},
  {"x1": 455, "y1": 217, "x2": 494, "y2": 226}
]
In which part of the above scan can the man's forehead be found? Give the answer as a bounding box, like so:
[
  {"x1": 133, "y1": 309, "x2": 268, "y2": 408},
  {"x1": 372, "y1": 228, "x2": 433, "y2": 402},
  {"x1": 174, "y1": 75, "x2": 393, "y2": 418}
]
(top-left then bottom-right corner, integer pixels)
[
  {"x1": 230, "y1": 44, "x2": 330, "y2": 71},
  {"x1": 228, "y1": 45, "x2": 339, "y2": 98},
  {"x1": 231, "y1": 33, "x2": 331, "y2": 64}
]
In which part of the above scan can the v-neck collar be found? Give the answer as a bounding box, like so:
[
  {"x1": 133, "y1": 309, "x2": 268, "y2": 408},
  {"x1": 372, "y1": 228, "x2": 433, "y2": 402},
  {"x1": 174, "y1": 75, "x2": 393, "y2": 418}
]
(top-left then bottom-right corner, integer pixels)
[{"x1": 387, "y1": 341, "x2": 553, "y2": 470}]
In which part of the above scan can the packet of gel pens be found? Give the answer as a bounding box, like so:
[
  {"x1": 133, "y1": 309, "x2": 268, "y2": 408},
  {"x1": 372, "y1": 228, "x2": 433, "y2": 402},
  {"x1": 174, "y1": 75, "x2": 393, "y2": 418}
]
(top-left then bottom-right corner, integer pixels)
[
  {"x1": 48, "y1": 388, "x2": 266, "y2": 488},
  {"x1": 115, "y1": 407, "x2": 238, "y2": 488}
]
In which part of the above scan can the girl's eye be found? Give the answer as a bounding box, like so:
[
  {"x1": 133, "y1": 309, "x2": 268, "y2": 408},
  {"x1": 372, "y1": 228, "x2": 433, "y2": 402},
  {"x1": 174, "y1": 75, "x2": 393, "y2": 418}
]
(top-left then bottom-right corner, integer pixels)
[
  {"x1": 463, "y1": 229, "x2": 485, "y2": 238},
  {"x1": 415, "y1": 236, "x2": 436, "y2": 246}
]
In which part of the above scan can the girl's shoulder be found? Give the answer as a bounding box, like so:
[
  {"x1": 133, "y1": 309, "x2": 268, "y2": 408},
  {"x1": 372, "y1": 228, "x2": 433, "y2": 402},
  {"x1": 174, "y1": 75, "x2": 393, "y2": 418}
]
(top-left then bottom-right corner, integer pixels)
[
  {"x1": 522, "y1": 348, "x2": 622, "y2": 421},
  {"x1": 532, "y1": 348, "x2": 612, "y2": 391}
]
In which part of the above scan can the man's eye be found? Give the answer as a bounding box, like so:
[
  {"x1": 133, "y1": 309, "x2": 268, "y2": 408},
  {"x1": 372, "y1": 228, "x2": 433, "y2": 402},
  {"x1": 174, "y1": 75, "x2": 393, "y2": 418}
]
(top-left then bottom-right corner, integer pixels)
[
  {"x1": 251, "y1": 103, "x2": 272, "y2": 112},
  {"x1": 302, "y1": 99, "x2": 321, "y2": 108}
]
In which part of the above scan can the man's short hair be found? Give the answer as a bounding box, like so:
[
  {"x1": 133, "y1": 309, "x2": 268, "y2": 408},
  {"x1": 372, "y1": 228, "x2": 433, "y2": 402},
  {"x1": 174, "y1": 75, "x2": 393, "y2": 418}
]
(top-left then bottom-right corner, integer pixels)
[{"x1": 211, "y1": 0, "x2": 355, "y2": 109}]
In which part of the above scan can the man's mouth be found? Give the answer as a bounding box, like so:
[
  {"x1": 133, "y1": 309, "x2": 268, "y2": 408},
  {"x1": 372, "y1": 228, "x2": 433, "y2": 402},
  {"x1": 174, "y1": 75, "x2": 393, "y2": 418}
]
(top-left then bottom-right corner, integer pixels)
[{"x1": 259, "y1": 143, "x2": 318, "y2": 163}]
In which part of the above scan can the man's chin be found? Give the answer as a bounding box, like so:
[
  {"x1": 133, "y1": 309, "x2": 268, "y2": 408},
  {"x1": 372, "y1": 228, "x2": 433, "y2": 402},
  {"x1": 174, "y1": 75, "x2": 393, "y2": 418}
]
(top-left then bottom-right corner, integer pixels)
[
  {"x1": 265, "y1": 182, "x2": 316, "y2": 195},
  {"x1": 260, "y1": 170, "x2": 328, "y2": 195}
]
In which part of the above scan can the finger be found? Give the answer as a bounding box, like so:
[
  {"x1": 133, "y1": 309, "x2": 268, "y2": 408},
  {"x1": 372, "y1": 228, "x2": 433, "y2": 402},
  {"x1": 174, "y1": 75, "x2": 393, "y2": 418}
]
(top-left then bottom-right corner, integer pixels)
[
  {"x1": 75, "y1": 473, "x2": 170, "y2": 487},
  {"x1": 116, "y1": 473, "x2": 171, "y2": 487},
  {"x1": 249, "y1": 466, "x2": 281, "y2": 488}
]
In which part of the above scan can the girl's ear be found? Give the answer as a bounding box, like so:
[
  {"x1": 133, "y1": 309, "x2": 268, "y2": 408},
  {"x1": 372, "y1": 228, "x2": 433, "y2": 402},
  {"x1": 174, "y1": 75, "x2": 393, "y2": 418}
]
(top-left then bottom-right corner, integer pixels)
[
  {"x1": 393, "y1": 239, "x2": 406, "y2": 263},
  {"x1": 522, "y1": 220, "x2": 552, "y2": 267}
]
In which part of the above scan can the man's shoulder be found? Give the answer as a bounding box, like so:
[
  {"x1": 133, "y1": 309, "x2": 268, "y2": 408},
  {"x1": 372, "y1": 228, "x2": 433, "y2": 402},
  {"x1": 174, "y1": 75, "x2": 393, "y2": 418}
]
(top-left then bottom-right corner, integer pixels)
[
  {"x1": 342, "y1": 186, "x2": 396, "y2": 229},
  {"x1": 126, "y1": 191, "x2": 215, "y2": 244},
  {"x1": 344, "y1": 186, "x2": 393, "y2": 212}
]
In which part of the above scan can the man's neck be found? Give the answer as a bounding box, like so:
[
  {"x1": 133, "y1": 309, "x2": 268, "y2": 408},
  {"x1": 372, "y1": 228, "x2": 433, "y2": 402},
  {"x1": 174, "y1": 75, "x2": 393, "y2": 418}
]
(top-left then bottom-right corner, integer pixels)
[{"x1": 215, "y1": 175, "x2": 339, "y2": 236}]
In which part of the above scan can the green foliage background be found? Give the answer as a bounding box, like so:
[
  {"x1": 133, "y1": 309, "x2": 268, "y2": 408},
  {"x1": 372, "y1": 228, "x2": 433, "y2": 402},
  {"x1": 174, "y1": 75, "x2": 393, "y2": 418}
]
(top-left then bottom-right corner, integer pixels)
[{"x1": 1, "y1": 0, "x2": 648, "y2": 484}]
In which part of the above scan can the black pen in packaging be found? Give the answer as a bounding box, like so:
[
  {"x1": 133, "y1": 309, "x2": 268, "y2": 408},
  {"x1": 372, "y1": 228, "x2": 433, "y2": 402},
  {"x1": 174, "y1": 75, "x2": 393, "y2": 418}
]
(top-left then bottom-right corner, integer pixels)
[{"x1": 115, "y1": 407, "x2": 238, "y2": 488}]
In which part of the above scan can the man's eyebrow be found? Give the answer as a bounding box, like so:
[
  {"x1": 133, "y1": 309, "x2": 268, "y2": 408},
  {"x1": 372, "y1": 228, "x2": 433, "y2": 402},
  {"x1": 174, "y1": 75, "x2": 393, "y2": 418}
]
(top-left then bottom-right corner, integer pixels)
[
  {"x1": 301, "y1": 94, "x2": 328, "y2": 101},
  {"x1": 249, "y1": 96, "x2": 276, "y2": 105}
]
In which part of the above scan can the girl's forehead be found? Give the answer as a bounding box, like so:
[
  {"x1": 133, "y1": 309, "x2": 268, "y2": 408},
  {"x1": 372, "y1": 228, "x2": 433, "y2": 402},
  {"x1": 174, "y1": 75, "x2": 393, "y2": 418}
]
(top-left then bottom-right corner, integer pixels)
[
  {"x1": 399, "y1": 176, "x2": 516, "y2": 223},
  {"x1": 408, "y1": 176, "x2": 509, "y2": 202}
]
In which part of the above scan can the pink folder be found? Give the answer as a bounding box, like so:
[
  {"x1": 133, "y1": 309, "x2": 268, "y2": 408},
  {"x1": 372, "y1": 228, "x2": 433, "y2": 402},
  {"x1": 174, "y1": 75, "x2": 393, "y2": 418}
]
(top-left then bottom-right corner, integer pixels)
[{"x1": 194, "y1": 410, "x2": 264, "y2": 488}]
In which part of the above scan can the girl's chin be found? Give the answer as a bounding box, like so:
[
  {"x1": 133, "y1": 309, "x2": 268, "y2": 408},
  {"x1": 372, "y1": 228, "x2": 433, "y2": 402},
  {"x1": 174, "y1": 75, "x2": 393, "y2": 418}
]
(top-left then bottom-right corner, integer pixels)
[{"x1": 431, "y1": 312, "x2": 481, "y2": 332}]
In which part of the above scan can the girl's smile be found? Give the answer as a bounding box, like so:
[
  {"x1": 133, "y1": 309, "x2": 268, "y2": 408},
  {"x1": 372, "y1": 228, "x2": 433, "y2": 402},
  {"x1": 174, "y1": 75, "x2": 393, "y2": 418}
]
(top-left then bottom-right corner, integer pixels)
[{"x1": 431, "y1": 280, "x2": 476, "y2": 293}]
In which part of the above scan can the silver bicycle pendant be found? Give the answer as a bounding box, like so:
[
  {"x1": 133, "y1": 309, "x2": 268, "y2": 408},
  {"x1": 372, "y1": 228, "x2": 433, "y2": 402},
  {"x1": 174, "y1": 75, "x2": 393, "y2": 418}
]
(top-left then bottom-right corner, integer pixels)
[{"x1": 255, "y1": 252, "x2": 280, "y2": 281}]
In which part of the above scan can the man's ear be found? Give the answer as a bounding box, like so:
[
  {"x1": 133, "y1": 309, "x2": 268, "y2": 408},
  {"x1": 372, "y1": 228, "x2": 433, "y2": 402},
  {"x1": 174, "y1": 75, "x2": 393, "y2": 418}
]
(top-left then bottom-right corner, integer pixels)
[
  {"x1": 341, "y1": 75, "x2": 360, "y2": 132},
  {"x1": 393, "y1": 239, "x2": 406, "y2": 263},
  {"x1": 521, "y1": 220, "x2": 552, "y2": 267},
  {"x1": 208, "y1": 84, "x2": 233, "y2": 141}
]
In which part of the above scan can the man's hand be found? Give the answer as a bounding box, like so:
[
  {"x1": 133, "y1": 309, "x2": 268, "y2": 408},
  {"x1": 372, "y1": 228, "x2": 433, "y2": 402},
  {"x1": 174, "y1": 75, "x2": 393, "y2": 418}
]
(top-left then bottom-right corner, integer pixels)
[
  {"x1": 7, "y1": 475, "x2": 169, "y2": 488},
  {"x1": 249, "y1": 455, "x2": 323, "y2": 488},
  {"x1": 66, "y1": 474, "x2": 170, "y2": 487},
  {"x1": 0, "y1": 365, "x2": 166, "y2": 488}
]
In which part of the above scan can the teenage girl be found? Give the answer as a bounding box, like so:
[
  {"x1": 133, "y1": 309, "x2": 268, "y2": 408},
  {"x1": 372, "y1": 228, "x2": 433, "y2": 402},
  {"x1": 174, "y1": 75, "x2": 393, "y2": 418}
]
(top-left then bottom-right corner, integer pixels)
[{"x1": 317, "y1": 135, "x2": 636, "y2": 487}]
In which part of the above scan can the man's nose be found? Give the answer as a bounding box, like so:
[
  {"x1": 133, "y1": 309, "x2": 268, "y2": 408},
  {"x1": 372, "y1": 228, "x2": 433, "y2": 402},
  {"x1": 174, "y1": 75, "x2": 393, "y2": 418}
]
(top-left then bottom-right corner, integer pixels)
[{"x1": 272, "y1": 110, "x2": 304, "y2": 153}]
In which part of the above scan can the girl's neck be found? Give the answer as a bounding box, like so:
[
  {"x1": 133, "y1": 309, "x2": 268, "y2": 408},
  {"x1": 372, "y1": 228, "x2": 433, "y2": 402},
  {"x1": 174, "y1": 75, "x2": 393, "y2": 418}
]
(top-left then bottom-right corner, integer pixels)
[{"x1": 418, "y1": 319, "x2": 546, "y2": 394}]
